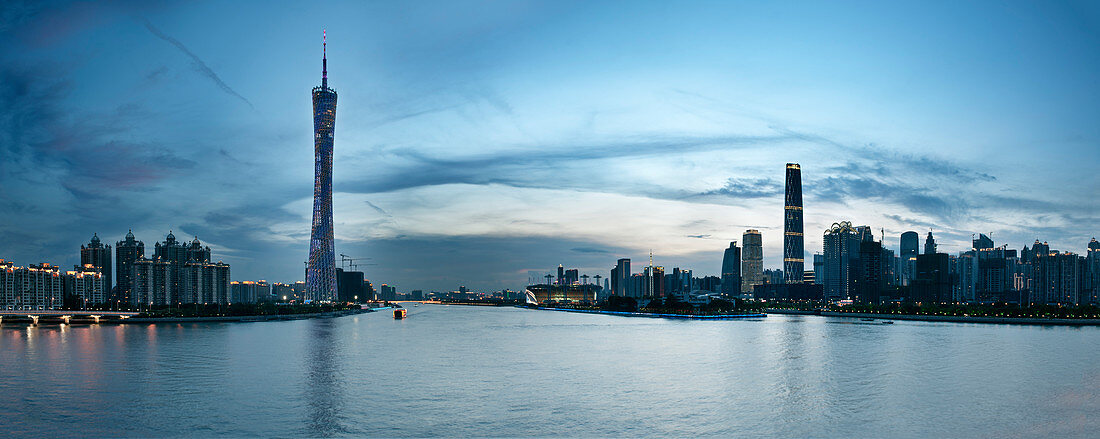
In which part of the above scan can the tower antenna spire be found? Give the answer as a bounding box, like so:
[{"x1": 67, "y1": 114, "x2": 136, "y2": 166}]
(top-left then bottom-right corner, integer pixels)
[{"x1": 322, "y1": 29, "x2": 328, "y2": 89}]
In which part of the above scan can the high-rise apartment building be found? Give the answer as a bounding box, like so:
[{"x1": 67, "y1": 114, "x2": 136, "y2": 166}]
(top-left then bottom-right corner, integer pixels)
[
  {"x1": 783, "y1": 163, "x2": 804, "y2": 283},
  {"x1": 115, "y1": 230, "x2": 144, "y2": 306},
  {"x1": 80, "y1": 233, "x2": 112, "y2": 297}
]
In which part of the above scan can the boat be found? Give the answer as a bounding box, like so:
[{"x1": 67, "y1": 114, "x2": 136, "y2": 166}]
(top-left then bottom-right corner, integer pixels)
[
  {"x1": 414, "y1": 303, "x2": 419, "y2": 307},
  {"x1": 861, "y1": 318, "x2": 875, "y2": 322},
  {"x1": 881, "y1": 321, "x2": 894, "y2": 324},
  {"x1": 394, "y1": 309, "x2": 407, "y2": 319}
]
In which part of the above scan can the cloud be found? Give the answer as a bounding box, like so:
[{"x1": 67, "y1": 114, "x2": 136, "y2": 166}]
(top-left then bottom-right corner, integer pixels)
[
  {"x1": 141, "y1": 18, "x2": 254, "y2": 110},
  {"x1": 570, "y1": 247, "x2": 610, "y2": 254},
  {"x1": 697, "y1": 177, "x2": 783, "y2": 199},
  {"x1": 364, "y1": 200, "x2": 392, "y2": 217}
]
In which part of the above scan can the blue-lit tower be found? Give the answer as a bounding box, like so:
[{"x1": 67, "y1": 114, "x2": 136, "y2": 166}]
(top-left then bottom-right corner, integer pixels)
[{"x1": 307, "y1": 31, "x2": 338, "y2": 302}]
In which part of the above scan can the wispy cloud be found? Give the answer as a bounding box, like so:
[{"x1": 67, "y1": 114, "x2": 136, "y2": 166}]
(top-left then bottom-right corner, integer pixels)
[{"x1": 141, "y1": 18, "x2": 254, "y2": 110}]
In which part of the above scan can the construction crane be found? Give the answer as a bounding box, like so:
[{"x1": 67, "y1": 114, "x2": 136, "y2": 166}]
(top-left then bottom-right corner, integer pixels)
[{"x1": 338, "y1": 254, "x2": 375, "y2": 271}]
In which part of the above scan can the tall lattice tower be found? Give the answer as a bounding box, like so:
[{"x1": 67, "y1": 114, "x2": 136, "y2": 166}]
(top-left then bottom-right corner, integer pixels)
[{"x1": 307, "y1": 31, "x2": 338, "y2": 302}]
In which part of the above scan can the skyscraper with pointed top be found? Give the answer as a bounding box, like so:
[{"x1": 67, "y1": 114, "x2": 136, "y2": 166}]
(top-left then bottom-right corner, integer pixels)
[
  {"x1": 783, "y1": 163, "x2": 804, "y2": 284},
  {"x1": 307, "y1": 31, "x2": 338, "y2": 302}
]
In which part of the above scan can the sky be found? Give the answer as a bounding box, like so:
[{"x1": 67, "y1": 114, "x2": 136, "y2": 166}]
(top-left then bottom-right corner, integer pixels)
[{"x1": 1, "y1": 0, "x2": 1097, "y2": 292}]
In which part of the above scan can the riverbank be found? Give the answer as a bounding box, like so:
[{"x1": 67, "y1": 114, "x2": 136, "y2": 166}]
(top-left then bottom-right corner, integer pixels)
[
  {"x1": 1, "y1": 307, "x2": 392, "y2": 325},
  {"x1": 764, "y1": 308, "x2": 1100, "y2": 326},
  {"x1": 534, "y1": 306, "x2": 766, "y2": 320}
]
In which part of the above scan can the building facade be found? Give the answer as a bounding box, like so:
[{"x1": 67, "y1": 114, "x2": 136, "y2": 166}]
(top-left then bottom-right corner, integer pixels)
[
  {"x1": 115, "y1": 230, "x2": 144, "y2": 307},
  {"x1": 741, "y1": 229, "x2": 763, "y2": 293},
  {"x1": 721, "y1": 241, "x2": 741, "y2": 296},
  {"x1": 80, "y1": 233, "x2": 112, "y2": 298},
  {"x1": 783, "y1": 163, "x2": 805, "y2": 283}
]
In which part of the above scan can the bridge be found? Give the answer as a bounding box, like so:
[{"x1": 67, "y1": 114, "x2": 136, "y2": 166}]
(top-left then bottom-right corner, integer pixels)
[{"x1": 0, "y1": 310, "x2": 141, "y2": 325}]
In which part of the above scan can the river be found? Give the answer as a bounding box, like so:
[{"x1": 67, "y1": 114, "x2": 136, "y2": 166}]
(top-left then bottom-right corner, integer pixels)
[{"x1": 1, "y1": 304, "x2": 1097, "y2": 437}]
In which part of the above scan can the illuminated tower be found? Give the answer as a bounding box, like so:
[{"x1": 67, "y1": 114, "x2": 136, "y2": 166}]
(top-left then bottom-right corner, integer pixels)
[
  {"x1": 307, "y1": 31, "x2": 338, "y2": 302},
  {"x1": 783, "y1": 163, "x2": 804, "y2": 283}
]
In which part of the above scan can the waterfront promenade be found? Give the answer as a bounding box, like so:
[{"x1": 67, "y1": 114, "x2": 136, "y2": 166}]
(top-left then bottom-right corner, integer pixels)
[{"x1": 765, "y1": 308, "x2": 1100, "y2": 326}]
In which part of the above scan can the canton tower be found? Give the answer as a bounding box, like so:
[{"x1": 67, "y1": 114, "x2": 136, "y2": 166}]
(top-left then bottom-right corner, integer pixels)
[{"x1": 307, "y1": 31, "x2": 338, "y2": 302}]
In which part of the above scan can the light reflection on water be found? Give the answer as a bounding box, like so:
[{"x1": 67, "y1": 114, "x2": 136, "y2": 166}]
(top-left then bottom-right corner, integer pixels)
[{"x1": 1, "y1": 306, "x2": 1098, "y2": 438}]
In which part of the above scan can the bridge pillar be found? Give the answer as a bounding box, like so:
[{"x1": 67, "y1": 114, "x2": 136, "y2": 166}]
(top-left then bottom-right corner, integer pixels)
[
  {"x1": 61, "y1": 315, "x2": 71, "y2": 325},
  {"x1": 29, "y1": 315, "x2": 39, "y2": 326},
  {"x1": 91, "y1": 315, "x2": 101, "y2": 324},
  {"x1": 0, "y1": 316, "x2": 3, "y2": 324}
]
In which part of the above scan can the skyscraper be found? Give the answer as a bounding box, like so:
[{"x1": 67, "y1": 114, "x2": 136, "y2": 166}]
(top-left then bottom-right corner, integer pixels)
[
  {"x1": 741, "y1": 229, "x2": 763, "y2": 293},
  {"x1": 307, "y1": 31, "x2": 338, "y2": 303},
  {"x1": 900, "y1": 231, "x2": 919, "y2": 286},
  {"x1": 614, "y1": 258, "x2": 630, "y2": 297},
  {"x1": 721, "y1": 241, "x2": 741, "y2": 296},
  {"x1": 115, "y1": 230, "x2": 144, "y2": 306},
  {"x1": 80, "y1": 233, "x2": 112, "y2": 297},
  {"x1": 900, "y1": 231, "x2": 919, "y2": 257},
  {"x1": 783, "y1": 163, "x2": 804, "y2": 283},
  {"x1": 924, "y1": 231, "x2": 937, "y2": 255},
  {"x1": 822, "y1": 221, "x2": 868, "y2": 301}
]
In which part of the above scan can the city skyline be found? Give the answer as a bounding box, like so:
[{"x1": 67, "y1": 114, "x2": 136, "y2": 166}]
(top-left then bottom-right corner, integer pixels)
[{"x1": 1, "y1": 1, "x2": 1098, "y2": 292}]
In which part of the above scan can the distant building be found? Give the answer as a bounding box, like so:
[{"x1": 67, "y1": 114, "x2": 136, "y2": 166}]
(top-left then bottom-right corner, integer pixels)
[
  {"x1": 564, "y1": 268, "x2": 579, "y2": 286},
  {"x1": 231, "y1": 280, "x2": 270, "y2": 304},
  {"x1": 899, "y1": 231, "x2": 919, "y2": 287},
  {"x1": 1087, "y1": 238, "x2": 1100, "y2": 305},
  {"x1": 822, "y1": 221, "x2": 866, "y2": 301},
  {"x1": 80, "y1": 233, "x2": 112, "y2": 298},
  {"x1": 763, "y1": 269, "x2": 784, "y2": 285},
  {"x1": 132, "y1": 258, "x2": 171, "y2": 306},
  {"x1": 812, "y1": 254, "x2": 824, "y2": 285},
  {"x1": 912, "y1": 253, "x2": 951, "y2": 303},
  {"x1": 753, "y1": 283, "x2": 823, "y2": 301},
  {"x1": 335, "y1": 268, "x2": 365, "y2": 302},
  {"x1": 721, "y1": 241, "x2": 741, "y2": 296},
  {"x1": 65, "y1": 264, "x2": 105, "y2": 306},
  {"x1": 612, "y1": 258, "x2": 630, "y2": 297},
  {"x1": 973, "y1": 233, "x2": 994, "y2": 251},
  {"x1": 783, "y1": 163, "x2": 805, "y2": 283},
  {"x1": 115, "y1": 230, "x2": 144, "y2": 307},
  {"x1": 272, "y1": 282, "x2": 297, "y2": 302},
  {"x1": 0, "y1": 261, "x2": 64, "y2": 310},
  {"x1": 741, "y1": 229, "x2": 764, "y2": 293},
  {"x1": 924, "y1": 231, "x2": 937, "y2": 255},
  {"x1": 380, "y1": 284, "x2": 397, "y2": 301}
]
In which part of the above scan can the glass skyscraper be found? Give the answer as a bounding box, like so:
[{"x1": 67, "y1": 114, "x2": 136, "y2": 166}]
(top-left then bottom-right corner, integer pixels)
[
  {"x1": 307, "y1": 32, "x2": 338, "y2": 302},
  {"x1": 783, "y1": 163, "x2": 804, "y2": 283}
]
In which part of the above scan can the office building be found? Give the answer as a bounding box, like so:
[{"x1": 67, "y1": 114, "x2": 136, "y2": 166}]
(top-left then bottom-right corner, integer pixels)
[
  {"x1": 336, "y1": 268, "x2": 365, "y2": 302},
  {"x1": 783, "y1": 163, "x2": 805, "y2": 283},
  {"x1": 721, "y1": 241, "x2": 741, "y2": 296},
  {"x1": 822, "y1": 221, "x2": 867, "y2": 301},
  {"x1": 741, "y1": 229, "x2": 763, "y2": 293},
  {"x1": 900, "y1": 231, "x2": 919, "y2": 286}
]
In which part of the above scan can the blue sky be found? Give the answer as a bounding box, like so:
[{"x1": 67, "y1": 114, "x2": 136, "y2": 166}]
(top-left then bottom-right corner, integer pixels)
[{"x1": 1, "y1": 0, "x2": 1097, "y2": 292}]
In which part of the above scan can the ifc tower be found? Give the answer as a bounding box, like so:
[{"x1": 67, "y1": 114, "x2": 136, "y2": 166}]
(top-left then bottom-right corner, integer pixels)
[{"x1": 306, "y1": 31, "x2": 338, "y2": 302}]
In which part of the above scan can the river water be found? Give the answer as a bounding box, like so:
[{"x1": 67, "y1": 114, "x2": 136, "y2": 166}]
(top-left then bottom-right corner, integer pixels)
[{"x1": 2, "y1": 305, "x2": 1098, "y2": 437}]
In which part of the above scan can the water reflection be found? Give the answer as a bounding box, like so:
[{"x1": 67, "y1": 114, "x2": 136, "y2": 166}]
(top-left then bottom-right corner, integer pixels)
[{"x1": 303, "y1": 318, "x2": 347, "y2": 436}]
